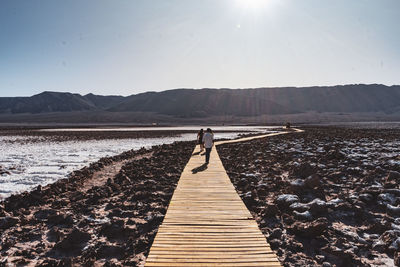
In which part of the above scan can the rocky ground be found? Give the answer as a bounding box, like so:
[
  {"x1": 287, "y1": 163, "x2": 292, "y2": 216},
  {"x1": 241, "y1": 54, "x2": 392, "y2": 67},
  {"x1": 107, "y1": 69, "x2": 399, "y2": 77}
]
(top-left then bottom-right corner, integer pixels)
[
  {"x1": 3, "y1": 126, "x2": 399, "y2": 266},
  {"x1": 218, "y1": 127, "x2": 400, "y2": 267},
  {"x1": 0, "y1": 140, "x2": 194, "y2": 266}
]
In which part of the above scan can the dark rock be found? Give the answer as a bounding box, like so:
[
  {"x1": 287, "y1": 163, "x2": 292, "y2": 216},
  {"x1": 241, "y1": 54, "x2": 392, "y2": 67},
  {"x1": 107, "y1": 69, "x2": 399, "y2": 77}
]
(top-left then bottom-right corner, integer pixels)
[
  {"x1": 59, "y1": 258, "x2": 73, "y2": 267},
  {"x1": 308, "y1": 198, "x2": 327, "y2": 215},
  {"x1": 380, "y1": 230, "x2": 400, "y2": 251},
  {"x1": 276, "y1": 248, "x2": 284, "y2": 256},
  {"x1": 325, "y1": 150, "x2": 346, "y2": 161},
  {"x1": 276, "y1": 194, "x2": 299, "y2": 209},
  {"x1": 368, "y1": 220, "x2": 392, "y2": 234},
  {"x1": 359, "y1": 193, "x2": 374, "y2": 203},
  {"x1": 108, "y1": 208, "x2": 123, "y2": 217},
  {"x1": 115, "y1": 173, "x2": 131, "y2": 185},
  {"x1": 290, "y1": 217, "x2": 329, "y2": 237},
  {"x1": 243, "y1": 191, "x2": 258, "y2": 206},
  {"x1": 131, "y1": 191, "x2": 150, "y2": 201},
  {"x1": 100, "y1": 220, "x2": 135, "y2": 240},
  {"x1": 378, "y1": 193, "x2": 396, "y2": 205},
  {"x1": 322, "y1": 245, "x2": 359, "y2": 266},
  {"x1": 387, "y1": 171, "x2": 400, "y2": 182},
  {"x1": 289, "y1": 202, "x2": 310, "y2": 212},
  {"x1": 262, "y1": 203, "x2": 280, "y2": 217},
  {"x1": 96, "y1": 244, "x2": 125, "y2": 259},
  {"x1": 47, "y1": 226, "x2": 64, "y2": 243},
  {"x1": 68, "y1": 191, "x2": 85, "y2": 202},
  {"x1": 257, "y1": 184, "x2": 268, "y2": 198},
  {"x1": 0, "y1": 216, "x2": 19, "y2": 229},
  {"x1": 394, "y1": 251, "x2": 400, "y2": 266},
  {"x1": 237, "y1": 178, "x2": 248, "y2": 188},
  {"x1": 34, "y1": 209, "x2": 57, "y2": 220},
  {"x1": 372, "y1": 240, "x2": 386, "y2": 253},
  {"x1": 120, "y1": 211, "x2": 135, "y2": 218},
  {"x1": 269, "y1": 228, "x2": 283, "y2": 239},
  {"x1": 291, "y1": 162, "x2": 315, "y2": 179},
  {"x1": 289, "y1": 240, "x2": 304, "y2": 251},
  {"x1": 145, "y1": 212, "x2": 164, "y2": 227},
  {"x1": 389, "y1": 237, "x2": 400, "y2": 252},
  {"x1": 293, "y1": 210, "x2": 313, "y2": 221},
  {"x1": 269, "y1": 238, "x2": 282, "y2": 250},
  {"x1": 387, "y1": 204, "x2": 400, "y2": 217},
  {"x1": 289, "y1": 179, "x2": 305, "y2": 194},
  {"x1": 282, "y1": 214, "x2": 295, "y2": 225},
  {"x1": 304, "y1": 174, "x2": 321, "y2": 189},
  {"x1": 315, "y1": 255, "x2": 325, "y2": 263},
  {"x1": 386, "y1": 188, "x2": 400, "y2": 197},
  {"x1": 134, "y1": 236, "x2": 150, "y2": 254},
  {"x1": 53, "y1": 228, "x2": 91, "y2": 254},
  {"x1": 47, "y1": 213, "x2": 74, "y2": 226},
  {"x1": 109, "y1": 182, "x2": 121, "y2": 192},
  {"x1": 36, "y1": 185, "x2": 42, "y2": 192}
]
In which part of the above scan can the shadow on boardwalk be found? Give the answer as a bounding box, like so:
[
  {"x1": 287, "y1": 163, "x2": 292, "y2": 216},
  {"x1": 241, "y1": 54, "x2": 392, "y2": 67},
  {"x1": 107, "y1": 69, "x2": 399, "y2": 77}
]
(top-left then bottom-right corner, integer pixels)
[
  {"x1": 191, "y1": 163, "x2": 208, "y2": 174},
  {"x1": 192, "y1": 151, "x2": 206, "y2": 156}
]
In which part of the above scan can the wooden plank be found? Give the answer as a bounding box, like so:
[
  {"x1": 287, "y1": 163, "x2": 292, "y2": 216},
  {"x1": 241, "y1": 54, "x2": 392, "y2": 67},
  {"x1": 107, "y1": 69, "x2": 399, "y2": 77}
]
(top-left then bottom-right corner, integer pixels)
[
  {"x1": 147, "y1": 257, "x2": 277, "y2": 263},
  {"x1": 159, "y1": 227, "x2": 263, "y2": 230},
  {"x1": 146, "y1": 264, "x2": 282, "y2": 267},
  {"x1": 153, "y1": 237, "x2": 267, "y2": 241},
  {"x1": 148, "y1": 247, "x2": 271, "y2": 252},
  {"x1": 144, "y1": 129, "x2": 304, "y2": 266},
  {"x1": 155, "y1": 234, "x2": 268, "y2": 238},
  {"x1": 152, "y1": 240, "x2": 268, "y2": 245},
  {"x1": 155, "y1": 229, "x2": 262, "y2": 234},
  {"x1": 147, "y1": 254, "x2": 277, "y2": 259},
  {"x1": 147, "y1": 250, "x2": 275, "y2": 258},
  {"x1": 147, "y1": 255, "x2": 278, "y2": 259},
  {"x1": 162, "y1": 222, "x2": 258, "y2": 226}
]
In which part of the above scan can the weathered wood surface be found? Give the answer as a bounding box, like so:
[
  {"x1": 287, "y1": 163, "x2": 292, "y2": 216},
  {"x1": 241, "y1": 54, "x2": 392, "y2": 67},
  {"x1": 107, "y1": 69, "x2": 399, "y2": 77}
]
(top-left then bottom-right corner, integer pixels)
[{"x1": 145, "y1": 129, "x2": 303, "y2": 266}]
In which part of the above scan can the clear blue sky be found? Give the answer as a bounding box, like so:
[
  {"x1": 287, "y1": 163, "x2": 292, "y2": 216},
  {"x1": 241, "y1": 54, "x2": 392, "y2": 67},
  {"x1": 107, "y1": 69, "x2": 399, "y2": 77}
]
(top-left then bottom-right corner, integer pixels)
[{"x1": 1, "y1": 0, "x2": 399, "y2": 97}]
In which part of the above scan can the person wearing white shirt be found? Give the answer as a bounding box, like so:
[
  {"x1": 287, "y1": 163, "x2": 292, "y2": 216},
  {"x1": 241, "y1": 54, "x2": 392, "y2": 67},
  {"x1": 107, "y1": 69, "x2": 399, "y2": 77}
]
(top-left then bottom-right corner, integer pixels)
[{"x1": 202, "y1": 128, "x2": 214, "y2": 164}]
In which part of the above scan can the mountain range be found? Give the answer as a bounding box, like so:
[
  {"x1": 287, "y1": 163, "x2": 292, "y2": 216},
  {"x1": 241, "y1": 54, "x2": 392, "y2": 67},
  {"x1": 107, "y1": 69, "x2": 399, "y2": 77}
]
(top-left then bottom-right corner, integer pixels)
[{"x1": 0, "y1": 84, "x2": 399, "y2": 124}]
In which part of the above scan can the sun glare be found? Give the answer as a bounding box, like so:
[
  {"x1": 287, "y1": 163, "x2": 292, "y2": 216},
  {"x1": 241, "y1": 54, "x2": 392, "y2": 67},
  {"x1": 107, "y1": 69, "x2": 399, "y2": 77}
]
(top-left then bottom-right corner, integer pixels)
[{"x1": 237, "y1": 0, "x2": 269, "y2": 10}]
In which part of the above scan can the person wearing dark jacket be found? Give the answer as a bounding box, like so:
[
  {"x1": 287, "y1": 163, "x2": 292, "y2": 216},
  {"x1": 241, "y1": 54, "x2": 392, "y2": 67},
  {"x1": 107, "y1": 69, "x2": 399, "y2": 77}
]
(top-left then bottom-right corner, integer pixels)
[{"x1": 197, "y1": 129, "x2": 204, "y2": 152}]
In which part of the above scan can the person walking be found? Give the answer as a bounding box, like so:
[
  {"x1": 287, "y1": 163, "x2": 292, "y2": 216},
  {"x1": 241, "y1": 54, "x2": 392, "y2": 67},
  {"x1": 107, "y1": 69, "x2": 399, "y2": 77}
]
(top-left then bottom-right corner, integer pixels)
[
  {"x1": 202, "y1": 128, "x2": 214, "y2": 164},
  {"x1": 197, "y1": 128, "x2": 204, "y2": 152}
]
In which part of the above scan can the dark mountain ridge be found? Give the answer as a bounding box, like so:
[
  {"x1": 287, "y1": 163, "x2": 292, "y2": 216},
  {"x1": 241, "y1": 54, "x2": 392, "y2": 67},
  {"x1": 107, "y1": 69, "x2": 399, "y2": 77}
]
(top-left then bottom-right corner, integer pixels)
[
  {"x1": 109, "y1": 89, "x2": 296, "y2": 117},
  {"x1": 111, "y1": 84, "x2": 400, "y2": 116},
  {"x1": 0, "y1": 92, "x2": 124, "y2": 114},
  {"x1": 240, "y1": 84, "x2": 400, "y2": 113},
  {"x1": 0, "y1": 85, "x2": 399, "y2": 121}
]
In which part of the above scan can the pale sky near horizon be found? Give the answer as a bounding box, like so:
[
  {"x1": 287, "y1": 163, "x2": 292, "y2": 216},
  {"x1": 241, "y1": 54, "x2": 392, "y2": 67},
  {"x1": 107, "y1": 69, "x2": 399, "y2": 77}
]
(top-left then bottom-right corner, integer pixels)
[{"x1": 1, "y1": 0, "x2": 399, "y2": 97}]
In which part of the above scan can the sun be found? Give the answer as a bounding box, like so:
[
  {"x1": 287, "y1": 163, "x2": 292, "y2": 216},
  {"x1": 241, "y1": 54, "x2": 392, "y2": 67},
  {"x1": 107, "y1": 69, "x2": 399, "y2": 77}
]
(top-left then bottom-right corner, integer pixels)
[{"x1": 236, "y1": 0, "x2": 269, "y2": 9}]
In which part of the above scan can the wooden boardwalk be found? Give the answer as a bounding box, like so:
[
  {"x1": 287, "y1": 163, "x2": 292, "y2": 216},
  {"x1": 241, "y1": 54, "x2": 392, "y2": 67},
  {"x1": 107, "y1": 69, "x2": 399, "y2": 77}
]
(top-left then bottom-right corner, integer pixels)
[{"x1": 145, "y1": 129, "x2": 302, "y2": 266}]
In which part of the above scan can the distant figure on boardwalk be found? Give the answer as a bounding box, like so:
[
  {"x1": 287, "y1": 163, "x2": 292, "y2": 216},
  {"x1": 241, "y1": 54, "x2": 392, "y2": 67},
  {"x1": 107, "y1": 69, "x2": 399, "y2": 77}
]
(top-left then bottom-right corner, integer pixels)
[
  {"x1": 286, "y1": 122, "x2": 291, "y2": 129},
  {"x1": 197, "y1": 128, "x2": 204, "y2": 152},
  {"x1": 202, "y1": 128, "x2": 214, "y2": 164}
]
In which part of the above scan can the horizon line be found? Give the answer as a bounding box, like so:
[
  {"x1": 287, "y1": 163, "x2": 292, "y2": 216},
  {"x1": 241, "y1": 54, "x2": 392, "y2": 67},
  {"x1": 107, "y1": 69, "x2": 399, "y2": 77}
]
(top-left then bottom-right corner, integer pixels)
[{"x1": 2, "y1": 83, "x2": 400, "y2": 98}]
